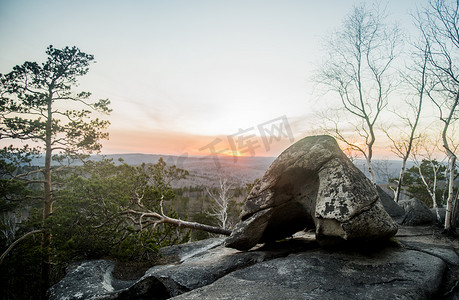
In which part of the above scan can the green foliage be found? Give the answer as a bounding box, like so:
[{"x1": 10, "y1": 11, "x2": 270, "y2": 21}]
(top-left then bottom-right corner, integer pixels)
[
  {"x1": 0, "y1": 157, "x2": 191, "y2": 298},
  {"x1": 49, "y1": 158, "x2": 190, "y2": 263},
  {"x1": 0, "y1": 206, "x2": 44, "y2": 299},
  {"x1": 403, "y1": 159, "x2": 447, "y2": 207},
  {"x1": 145, "y1": 157, "x2": 189, "y2": 192},
  {"x1": 0, "y1": 228, "x2": 43, "y2": 300},
  {"x1": 0, "y1": 146, "x2": 41, "y2": 212},
  {"x1": 0, "y1": 45, "x2": 112, "y2": 297},
  {"x1": 0, "y1": 45, "x2": 111, "y2": 154}
]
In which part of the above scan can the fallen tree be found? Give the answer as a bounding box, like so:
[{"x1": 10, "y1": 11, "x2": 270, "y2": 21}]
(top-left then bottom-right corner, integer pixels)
[{"x1": 122, "y1": 201, "x2": 232, "y2": 237}]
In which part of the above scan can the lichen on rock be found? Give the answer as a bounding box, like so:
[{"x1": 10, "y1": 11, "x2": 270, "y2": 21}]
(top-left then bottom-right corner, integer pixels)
[{"x1": 225, "y1": 135, "x2": 398, "y2": 250}]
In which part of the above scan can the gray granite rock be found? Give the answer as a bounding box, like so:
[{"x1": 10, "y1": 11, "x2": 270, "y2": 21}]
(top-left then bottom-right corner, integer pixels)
[
  {"x1": 125, "y1": 245, "x2": 267, "y2": 297},
  {"x1": 399, "y1": 198, "x2": 436, "y2": 226},
  {"x1": 226, "y1": 135, "x2": 398, "y2": 250},
  {"x1": 171, "y1": 248, "x2": 446, "y2": 300},
  {"x1": 401, "y1": 241, "x2": 459, "y2": 266},
  {"x1": 48, "y1": 244, "x2": 267, "y2": 300},
  {"x1": 47, "y1": 260, "x2": 121, "y2": 300},
  {"x1": 49, "y1": 238, "x2": 459, "y2": 300},
  {"x1": 159, "y1": 237, "x2": 224, "y2": 263},
  {"x1": 377, "y1": 185, "x2": 405, "y2": 218}
]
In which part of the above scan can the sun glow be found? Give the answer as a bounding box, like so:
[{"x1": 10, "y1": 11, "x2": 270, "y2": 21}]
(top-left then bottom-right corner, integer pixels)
[{"x1": 224, "y1": 149, "x2": 246, "y2": 158}]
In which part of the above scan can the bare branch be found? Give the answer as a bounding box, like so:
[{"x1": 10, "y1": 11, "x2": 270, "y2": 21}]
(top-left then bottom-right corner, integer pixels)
[
  {"x1": 0, "y1": 230, "x2": 43, "y2": 265},
  {"x1": 121, "y1": 209, "x2": 231, "y2": 236}
]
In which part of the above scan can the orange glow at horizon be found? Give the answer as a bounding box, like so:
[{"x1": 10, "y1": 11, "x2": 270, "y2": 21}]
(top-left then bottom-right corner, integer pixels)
[
  {"x1": 218, "y1": 149, "x2": 246, "y2": 158},
  {"x1": 100, "y1": 128, "x2": 297, "y2": 158},
  {"x1": 100, "y1": 127, "x2": 409, "y2": 160}
]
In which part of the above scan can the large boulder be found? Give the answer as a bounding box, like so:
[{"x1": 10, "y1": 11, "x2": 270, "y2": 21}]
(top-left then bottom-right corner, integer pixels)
[
  {"x1": 47, "y1": 239, "x2": 225, "y2": 300},
  {"x1": 399, "y1": 198, "x2": 436, "y2": 226},
  {"x1": 225, "y1": 135, "x2": 398, "y2": 250}
]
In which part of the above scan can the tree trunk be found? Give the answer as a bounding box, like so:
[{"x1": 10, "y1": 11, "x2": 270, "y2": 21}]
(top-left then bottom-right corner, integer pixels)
[
  {"x1": 430, "y1": 161, "x2": 442, "y2": 224},
  {"x1": 417, "y1": 160, "x2": 440, "y2": 219},
  {"x1": 367, "y1": 124, "x2": 377, "y2": 185},
  {"x1": 123, "y1": 209, "x2": 232, "y2": 236},
  {"x1": 394, "y1": 157, "x2": 408, "y2": 203},
  {"x1": 445, "y1": 154, "x2": 457, "y2": 231},
  {"x1": 442, "y1": 92, "x2": 458, "y2": 232},
  {"x1": 166, "y1": 217, "x2": 232, "y2": 236},
  {"x1": 452, "y1": 190, "x2": 459, "y2": 231},
  {"x1": 366, "y1": 156, "x2": 376, "y2": 185},
  {"x1": 40, "y1": 91, "x2": 54, "y2": 299},
  {"x1": 40, "y1": 169, "x2": 52, "y2": 299}
]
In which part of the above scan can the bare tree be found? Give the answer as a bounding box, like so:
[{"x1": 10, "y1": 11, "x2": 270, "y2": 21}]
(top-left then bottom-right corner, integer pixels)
[
  {"x1": 411, "y1": 136, "x2": 445, "y2": 223},
  {"x1": 383, "y1": 42, "x2": 429, "y2": 202},
  {"x1": 121, "y1": 160, "x2": 232, "y2": 237},
  {"x1": 207, "y1": 177, "x2": 232, "y2": 230},
  {"x1": 419, "y1": 0, "x2": 459, "y2": 232},
  {"x1": 316, "y1": 3, "x2": 401, "y2": 184},
  {"x1": 0, "y1": 213, "x2": 19, "y2": 245}
]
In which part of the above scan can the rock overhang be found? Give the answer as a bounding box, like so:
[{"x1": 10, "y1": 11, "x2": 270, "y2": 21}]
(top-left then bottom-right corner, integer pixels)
[{"x1": 225, "y1": 135, "x2": 398, "y2": 250}]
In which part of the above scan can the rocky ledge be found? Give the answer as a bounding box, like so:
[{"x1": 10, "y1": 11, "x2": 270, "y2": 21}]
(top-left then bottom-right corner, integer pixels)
[{"x1": 48, "y1": 230, "x2": 459, "y2": 300}]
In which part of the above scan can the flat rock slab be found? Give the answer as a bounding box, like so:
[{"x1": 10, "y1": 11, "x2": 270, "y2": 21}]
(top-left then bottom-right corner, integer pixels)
[
  {"x1": 49, "y1": 236, "x2": 459, "y2": 300},
  {"x1": 159, "y1": 238, "x2": 225, "y2": 263},
  {"x1": 171, "y1": 248, "x2": 446, "y2": 300},
  {"x1": 401, "y1": 241, "x2": 459, "y2": 266},
  {"x1": 124, "y1": 246, "x2": 267, "y2": 297}
]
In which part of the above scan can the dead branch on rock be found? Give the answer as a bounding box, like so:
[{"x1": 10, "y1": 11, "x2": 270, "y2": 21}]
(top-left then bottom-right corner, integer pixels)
[{"x1": 121, "y1": 199, "x2": 232, "y2": 236}]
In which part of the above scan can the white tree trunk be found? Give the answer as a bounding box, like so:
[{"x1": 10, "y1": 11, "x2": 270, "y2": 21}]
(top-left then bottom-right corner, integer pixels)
[
  {"x1": 366, "y1": 157, "x2": 376, "y2": 185},
  {"x1": 444, "y1": 155, "x2": 457, "y2": 230},
  {"x1": 394, "y1": 158, "x2": 408, "y2": 203}
]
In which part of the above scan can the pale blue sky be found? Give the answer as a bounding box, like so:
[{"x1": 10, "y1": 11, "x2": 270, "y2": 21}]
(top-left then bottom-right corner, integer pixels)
[{"x1": 0, "y1": 0, "x2": 425, "y2": 155}]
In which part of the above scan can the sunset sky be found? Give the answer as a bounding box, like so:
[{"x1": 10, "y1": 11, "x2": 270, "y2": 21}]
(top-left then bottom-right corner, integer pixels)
[{"x1": 0, "y1": 0, "x2": 426, "y2": 158}]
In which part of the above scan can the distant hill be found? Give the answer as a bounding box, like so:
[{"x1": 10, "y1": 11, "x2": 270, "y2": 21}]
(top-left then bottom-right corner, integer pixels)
[
  {"x1": 28, "y1": 153, "x2": 275, "y2": 187},
  {"x1": 28, "y1": 153, "x2": 412, "y2": 185},
  {"x1": 95, "y1": 155, "x2": 412, "y2": 185}
]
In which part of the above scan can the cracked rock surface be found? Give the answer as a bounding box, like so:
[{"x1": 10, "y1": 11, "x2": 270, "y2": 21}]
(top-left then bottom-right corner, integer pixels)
[
  {"x1": 225, "y1": 135, "x2": 397, "y2": 250},
  {"x1": 48, "y1": 230, "x2": 459, "y2": 300},
  {"x1": 171, "y1": 247, "x2": 445, "y2": 300}
]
